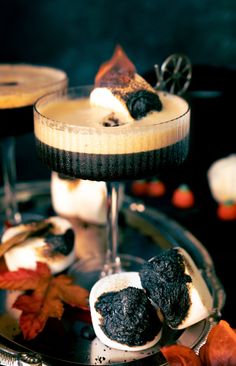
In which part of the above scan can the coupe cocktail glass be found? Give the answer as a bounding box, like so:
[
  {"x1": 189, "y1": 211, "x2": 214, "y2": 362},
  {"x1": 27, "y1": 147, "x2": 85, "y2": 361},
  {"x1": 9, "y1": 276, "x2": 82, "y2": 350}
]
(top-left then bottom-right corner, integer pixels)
[
  {"x1": 34, "y1": 86, "x2": 190, "y2": 287},
  {"x1": 0, "y1": 64, "x2": 67, "y2": 224}
]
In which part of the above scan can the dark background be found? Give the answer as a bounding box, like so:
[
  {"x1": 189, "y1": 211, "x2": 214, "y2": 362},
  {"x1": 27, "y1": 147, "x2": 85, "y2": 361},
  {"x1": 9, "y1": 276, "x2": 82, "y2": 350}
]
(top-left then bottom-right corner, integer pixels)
[
  {"x1": 0, "y1": 0, "x2": 236, "y2": 330},
  {"x1": 1, "y1": 0, "x2": 235, "y2": 84}
]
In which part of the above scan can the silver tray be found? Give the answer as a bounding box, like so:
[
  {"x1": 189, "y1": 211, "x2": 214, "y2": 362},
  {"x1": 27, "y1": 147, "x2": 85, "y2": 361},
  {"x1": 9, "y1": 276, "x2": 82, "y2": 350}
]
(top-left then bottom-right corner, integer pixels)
[{"x1": 0, "y1": 181, "x2": 225, "y2": 366}]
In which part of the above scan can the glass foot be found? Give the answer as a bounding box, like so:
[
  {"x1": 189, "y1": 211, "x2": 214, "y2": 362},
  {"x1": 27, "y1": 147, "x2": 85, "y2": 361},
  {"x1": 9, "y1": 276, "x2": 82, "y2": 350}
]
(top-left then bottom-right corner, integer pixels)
[{"x1": 68, "y1": 254, "x2": 145, "y2": 291}]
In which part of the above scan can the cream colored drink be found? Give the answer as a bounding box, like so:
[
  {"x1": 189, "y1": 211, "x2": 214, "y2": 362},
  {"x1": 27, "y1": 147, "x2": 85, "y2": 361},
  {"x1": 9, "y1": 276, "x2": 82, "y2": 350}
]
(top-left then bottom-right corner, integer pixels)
[
  {"x1": 34, "y1": 87, "x2": 190, "y2": 181},
  {"x1": 0, "y1": 64, "x2": 67, "y2": 137}
]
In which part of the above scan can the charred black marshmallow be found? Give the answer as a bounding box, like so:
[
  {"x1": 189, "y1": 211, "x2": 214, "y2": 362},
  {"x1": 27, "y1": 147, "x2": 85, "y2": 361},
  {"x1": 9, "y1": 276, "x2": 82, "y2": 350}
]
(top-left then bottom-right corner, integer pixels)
[
  {"x1": 139, "y1": 248, "x2": 213, "y2": 329},
  {"x1": 89, "y1": 272, "x2": 162, "y2": 351}
]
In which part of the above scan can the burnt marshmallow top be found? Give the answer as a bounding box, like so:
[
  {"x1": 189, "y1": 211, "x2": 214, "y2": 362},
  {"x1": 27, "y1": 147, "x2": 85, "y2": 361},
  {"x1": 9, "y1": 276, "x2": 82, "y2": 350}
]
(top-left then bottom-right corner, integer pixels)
[
  {"x1": 140, "y1": 249, "x2": 191, "y2": 328},
  {"x1": 95, "y1": 286, "x2": 162, "y2": 347}
]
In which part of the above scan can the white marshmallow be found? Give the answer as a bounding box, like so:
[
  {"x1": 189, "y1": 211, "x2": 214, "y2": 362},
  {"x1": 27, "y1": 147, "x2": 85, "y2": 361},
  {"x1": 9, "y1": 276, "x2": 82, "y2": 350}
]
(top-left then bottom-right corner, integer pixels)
[
  {"x1": 173, "y1": 248, "x2": 213, "y2": 329},
  {"x1": 2, "y1": 216, "x2": 75, "y2": 274},
  {"x1": 51, "y1": 173, "x2": 107, "y2": 225},
  {"x1": 90, "y1": 87, "x2": 132, "y2": 119},
  {"x1": 89, "y1": 272, "x2": 162, "y2": 351},
  {"x1": 207, "y1": 154, "x2": 236, "y2": 203}
]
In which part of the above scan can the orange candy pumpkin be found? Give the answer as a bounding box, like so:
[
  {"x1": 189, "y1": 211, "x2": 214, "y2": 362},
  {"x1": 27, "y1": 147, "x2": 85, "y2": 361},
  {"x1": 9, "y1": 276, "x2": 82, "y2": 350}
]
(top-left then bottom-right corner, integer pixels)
[
  {"x1": 217, "y1": 201, "x2": 236, "y2": 221},
  {"x1": 172, "y1": 184, "x2": 195, "y2": 209},
  {"x1": 132, "y1": 179, "x2": 166, "y2": 197},
  {"x1": 131, "y1": 180, "x2": 149, "y2": 196},
  {"x1": 147, "y1": 179, "x2": 166, "y2": 197}
]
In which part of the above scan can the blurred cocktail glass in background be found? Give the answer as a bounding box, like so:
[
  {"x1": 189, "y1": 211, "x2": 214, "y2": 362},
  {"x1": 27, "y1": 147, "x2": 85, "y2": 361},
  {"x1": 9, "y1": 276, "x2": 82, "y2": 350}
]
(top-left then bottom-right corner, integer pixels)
[{"x1": 0, "y1": 64, "x2": 67, "y2": 224}]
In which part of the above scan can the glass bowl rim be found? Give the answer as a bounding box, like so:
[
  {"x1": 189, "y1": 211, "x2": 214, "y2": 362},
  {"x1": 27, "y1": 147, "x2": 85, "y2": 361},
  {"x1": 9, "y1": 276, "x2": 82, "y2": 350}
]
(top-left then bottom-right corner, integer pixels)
[
  {"x1": 0, "y1": 64, "x2": 68, "y2": 103},
  {"x1": 34, "y1": 85, "x2": 190, "y2": 132}
]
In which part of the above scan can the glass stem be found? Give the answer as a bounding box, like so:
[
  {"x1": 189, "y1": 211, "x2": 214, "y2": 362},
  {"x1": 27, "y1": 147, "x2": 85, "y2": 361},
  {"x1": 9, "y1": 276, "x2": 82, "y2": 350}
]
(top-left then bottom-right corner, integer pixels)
[
  {"x1": 105, "y1": 182, "x2": 121, "y2": 272},
  {"x1": 1, "y1": 137, "x2": 21, "y2": 224}
]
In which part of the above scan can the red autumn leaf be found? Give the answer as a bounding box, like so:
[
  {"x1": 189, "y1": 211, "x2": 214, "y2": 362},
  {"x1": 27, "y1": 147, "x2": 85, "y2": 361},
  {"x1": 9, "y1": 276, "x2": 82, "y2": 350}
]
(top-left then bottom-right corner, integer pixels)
[
  {"x1": 199, "y1": 320, "x2": 236, "y2": 366},
  {"x1": 15, "y1": 291, "x2": 64, "y2": 340},
  {"x1": 53, "y1": 275, "x2": 89, "y2": 309},
  {"x1": 0, "y1": 262, "x2": 89, "y2": 340},
  {"x1": 161, "y1": 344, "x2": 202, "y2": 366},
  {"x1": 0, "y1": 261, "x2": 51, "y2": 290}
]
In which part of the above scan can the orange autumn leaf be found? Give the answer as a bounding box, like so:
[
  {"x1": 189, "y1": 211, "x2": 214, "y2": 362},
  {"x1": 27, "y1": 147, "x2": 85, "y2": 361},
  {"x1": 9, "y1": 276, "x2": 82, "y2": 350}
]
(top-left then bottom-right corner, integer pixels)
[
  {"x1": 161, "y1": 321, "x2": 236, "y2": 366},
  {"x1": 161, "y1": 344, "x2": 202, "y2": 366},
  {"x1": 0, "y1": 261, "x2": 51, "y2": 290},
  {"x1": 15, "y1": 292, "x2": 64, "y2": 340},
  {"x1": 199, "y1": 320, "x2": 236, "y2": 366},
  {"x1": 0, "y1": 262, "x2": 89, "y2": 340}
]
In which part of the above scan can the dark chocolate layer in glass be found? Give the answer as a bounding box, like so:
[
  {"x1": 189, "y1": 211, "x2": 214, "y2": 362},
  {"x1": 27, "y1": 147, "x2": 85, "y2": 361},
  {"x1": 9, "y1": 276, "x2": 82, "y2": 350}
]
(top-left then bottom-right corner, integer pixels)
[
  {"x1": 0, "y1": 105, "x2": 33, "y2": 137},
  {"x1": 36, "y1": 136, "x2": 189, "y2": 181}
]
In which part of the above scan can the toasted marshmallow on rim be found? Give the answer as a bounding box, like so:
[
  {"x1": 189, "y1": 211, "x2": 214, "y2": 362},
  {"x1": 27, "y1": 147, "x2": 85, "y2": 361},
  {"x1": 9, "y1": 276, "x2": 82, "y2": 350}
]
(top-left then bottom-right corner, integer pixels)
[
  {"x1": 90, "y1": 45, "x2": 162, "y2": 122},
  {"x1": 51, "y1": 172, "x2": 107, "y2": 225},
  {"x1": 89, "y1": 272, "x2": 162, "y2": 351},
  {"x1": 2, "y1": 216, "x2": 75, "y2": 274},
  {"x1": 140, "y1": 248, "x2": 213, "y2": 330}
]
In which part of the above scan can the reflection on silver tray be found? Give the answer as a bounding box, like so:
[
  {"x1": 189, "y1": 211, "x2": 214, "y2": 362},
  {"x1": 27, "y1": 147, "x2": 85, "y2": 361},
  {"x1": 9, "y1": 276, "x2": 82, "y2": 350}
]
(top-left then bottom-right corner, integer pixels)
[{"x1": 0, "y1": 181, "x2": 226, "y2": 366}]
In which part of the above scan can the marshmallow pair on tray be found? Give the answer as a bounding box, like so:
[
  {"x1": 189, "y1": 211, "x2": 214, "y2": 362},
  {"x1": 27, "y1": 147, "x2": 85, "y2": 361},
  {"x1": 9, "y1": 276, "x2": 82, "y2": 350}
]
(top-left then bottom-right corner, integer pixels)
[
  {"x1": 89, "y1": 247, "x2": 213, "y2": 352},
  {"x1": 1, "y1": 180, "x2": 213, "y2": 354}
]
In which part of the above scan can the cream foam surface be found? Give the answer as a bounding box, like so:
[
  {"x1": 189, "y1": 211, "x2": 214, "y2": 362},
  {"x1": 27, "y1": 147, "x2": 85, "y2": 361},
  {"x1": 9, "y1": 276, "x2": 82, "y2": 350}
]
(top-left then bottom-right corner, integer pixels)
[
  {"x1": 35, "y1": 91, "x2": 190, "y2": 154},
  {"x1": 0, "y1": 64, "x2": 67, "y2": 108}
]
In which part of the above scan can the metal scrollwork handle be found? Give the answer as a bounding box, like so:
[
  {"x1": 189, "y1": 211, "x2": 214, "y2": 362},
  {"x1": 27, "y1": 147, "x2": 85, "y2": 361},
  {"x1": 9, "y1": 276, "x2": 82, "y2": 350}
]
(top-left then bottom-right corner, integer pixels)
[{"x1": 0, "y1": 343, "x2": 45, "y2": 366}]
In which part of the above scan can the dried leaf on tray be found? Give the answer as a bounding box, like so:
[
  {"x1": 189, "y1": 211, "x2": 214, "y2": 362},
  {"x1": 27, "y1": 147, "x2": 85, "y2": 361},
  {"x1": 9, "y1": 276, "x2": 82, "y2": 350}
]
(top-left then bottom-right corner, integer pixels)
[
  {"x1": 199, "y1": 320, "x2": 236, "y2": 366},
  {"x1": 0, "y1": 262, "x2": 89, "y2": 340},
  {"x1": 161, "y1": 320, "x2": 236, "y2": 366},
  {"x1": 161, "y1": 344, "x2": 201, "y2": 366}
]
